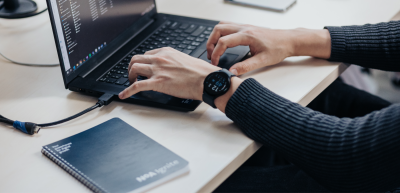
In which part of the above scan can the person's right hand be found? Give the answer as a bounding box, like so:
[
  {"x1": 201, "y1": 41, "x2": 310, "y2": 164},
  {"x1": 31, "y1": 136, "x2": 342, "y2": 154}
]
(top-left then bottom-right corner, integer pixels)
[
  {"x1": 207, "y1": 22, "x2": 332, "y2": 75},
  {"x1": 207, "y1": 22, "x2": 296, "y2": 75}
]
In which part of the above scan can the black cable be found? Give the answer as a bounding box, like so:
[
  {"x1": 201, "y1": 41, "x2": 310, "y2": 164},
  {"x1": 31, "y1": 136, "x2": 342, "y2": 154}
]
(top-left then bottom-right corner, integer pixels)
[
  {"x1": 0, "y1": 50, "x2": 59, "y2": 67},
  {"x1": 25, "y1": 7, "x2": 48, "y2": 18},
  {"x1": 0, "y1": 93, "x2": 115, "y2": 135},
  {"x1": 0, "y1": 7, "x2": 59, "y2": 66},
  {"x1": 37, "y1": 103, "x2": 101, "y2": 127}
]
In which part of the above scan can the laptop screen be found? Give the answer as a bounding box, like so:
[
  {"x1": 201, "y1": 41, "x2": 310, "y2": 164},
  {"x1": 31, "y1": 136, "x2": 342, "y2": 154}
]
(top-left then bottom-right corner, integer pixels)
[{"x1": 49, "y1": 0, "x2": 155, "y2": 77}]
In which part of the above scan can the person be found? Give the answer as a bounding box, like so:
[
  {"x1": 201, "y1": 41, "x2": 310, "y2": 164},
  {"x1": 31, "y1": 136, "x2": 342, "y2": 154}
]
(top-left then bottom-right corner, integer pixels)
[{"x1": 118, "y1": 20, "x2": 400, "y2": 192}]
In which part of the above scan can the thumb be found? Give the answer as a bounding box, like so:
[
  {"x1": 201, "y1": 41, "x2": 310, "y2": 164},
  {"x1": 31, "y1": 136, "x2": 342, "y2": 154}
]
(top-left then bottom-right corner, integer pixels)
[{"x1": 229, "y1": 55, "x2": 262, "y2": 75}]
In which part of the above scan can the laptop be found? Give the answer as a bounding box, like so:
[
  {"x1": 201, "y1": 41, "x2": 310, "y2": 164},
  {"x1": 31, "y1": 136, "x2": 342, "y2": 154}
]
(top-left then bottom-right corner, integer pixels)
[{"x1": 46, "y1": 0, "x2": 250, "y2": 111}]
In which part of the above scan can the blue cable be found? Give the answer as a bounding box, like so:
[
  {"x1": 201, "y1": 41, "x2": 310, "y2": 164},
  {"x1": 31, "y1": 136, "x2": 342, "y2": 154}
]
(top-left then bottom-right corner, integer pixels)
[{"x1": 13, "y1": 121, "x2": 28, "y2": 134}]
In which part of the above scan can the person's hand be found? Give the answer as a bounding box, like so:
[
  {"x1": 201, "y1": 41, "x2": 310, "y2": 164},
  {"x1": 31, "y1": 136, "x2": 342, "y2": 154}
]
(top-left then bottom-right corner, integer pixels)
[
  {"x1": 207, "y1": 22, "x2": 331, "y2": 75},
  {"x1": 118, "y1": 47, "x2": 220, "y2": 100},
  {"x1": 207, "y1": 22, "x2": 295, "y2": 75}
]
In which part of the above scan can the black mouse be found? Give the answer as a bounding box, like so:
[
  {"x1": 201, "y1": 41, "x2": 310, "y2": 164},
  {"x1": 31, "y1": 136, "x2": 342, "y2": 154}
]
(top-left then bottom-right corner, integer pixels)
[{"x1": 199, "y1": 52, "x2": 239, "y2": 70}]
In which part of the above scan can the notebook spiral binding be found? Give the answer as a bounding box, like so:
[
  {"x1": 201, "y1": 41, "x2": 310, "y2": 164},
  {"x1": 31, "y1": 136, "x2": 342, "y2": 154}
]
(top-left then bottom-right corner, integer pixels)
[{"x1": 41, "y1": 148, "x2": 107, "y2": 193}]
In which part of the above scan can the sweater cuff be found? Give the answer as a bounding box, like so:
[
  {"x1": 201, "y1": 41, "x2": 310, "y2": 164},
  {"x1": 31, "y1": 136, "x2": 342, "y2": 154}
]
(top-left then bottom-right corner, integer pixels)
[
  {"x1": 324, "y1": 26, "x2": 346, "y2": 62},
  {"x1": 225, "y1": 78, "x2": 278, "y2": 122}
]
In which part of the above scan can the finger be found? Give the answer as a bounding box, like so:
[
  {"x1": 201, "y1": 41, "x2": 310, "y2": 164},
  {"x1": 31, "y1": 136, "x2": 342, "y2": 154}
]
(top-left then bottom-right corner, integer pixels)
[
  {"x1": 119, "y1": 79, "x2": 157, "y2": 99},
  {"x1": 218, "y1": 21, "x2": 236, "y2": 25},
  {"x1": 128, "y1": 55, "x2": 156, "y2": 73},
  {"x1": 207, "y1": 24, "x2": 242, "y2": 59},
  {"x1": 144, "y1": 48, "x2": 162, "y2": 55},
  {"x1": 211, "y1": 33, "x2": 250, "y2": 66},
  {"x1": 128, "y1": 63, "x2": 153, "y2": 83},
  {"x1": 229, "y1": 55, "x2": 263, "y2": 75}
]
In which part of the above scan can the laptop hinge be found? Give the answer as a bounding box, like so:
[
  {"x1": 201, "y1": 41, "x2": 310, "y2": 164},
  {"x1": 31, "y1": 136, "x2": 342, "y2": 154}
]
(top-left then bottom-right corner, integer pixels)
[{"x1": 80, "y1": 19, "x2": 155, "y2": 78}]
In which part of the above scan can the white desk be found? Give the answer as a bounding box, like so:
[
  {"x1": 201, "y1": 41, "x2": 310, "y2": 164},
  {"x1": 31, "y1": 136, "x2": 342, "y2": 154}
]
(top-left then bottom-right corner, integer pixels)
[{"x1": 0, "y1": 0, "x2": 399, "y2": 192}]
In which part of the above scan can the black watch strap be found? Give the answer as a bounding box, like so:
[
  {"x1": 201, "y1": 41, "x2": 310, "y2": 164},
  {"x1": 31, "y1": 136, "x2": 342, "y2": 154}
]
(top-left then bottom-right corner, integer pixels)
[{"x1": 202, "y1": 92, "x2": 217, "y2": 108}]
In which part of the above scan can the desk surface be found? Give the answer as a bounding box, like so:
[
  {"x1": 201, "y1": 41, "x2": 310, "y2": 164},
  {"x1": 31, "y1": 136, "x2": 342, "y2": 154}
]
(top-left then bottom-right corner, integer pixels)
[{"x1": 1, "y1": 0, "x2": 399, "y2": 192}]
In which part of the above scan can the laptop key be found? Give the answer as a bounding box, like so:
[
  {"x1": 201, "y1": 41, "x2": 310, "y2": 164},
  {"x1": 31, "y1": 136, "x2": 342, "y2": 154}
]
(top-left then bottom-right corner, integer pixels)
[
  {"x1": 170, "y1": 21, "x2": 179, "y2": 29},
  {"x1": 203, "y1": 30, "x2": 212, "y2": 35},
  {"x1": 176, "y1": 48, "x2": 183, "y2": 52},
  {"x1": 186, "y1": 36, "x2": 195, "y2": 41},
  {"x1": 195, "y1": 38, "x2": 205, "y2": 42},
  {"x1": 178, "y1": 44, "x2": 187, "y2": 48},
  {"x1": 179, "y1": 23, "x2": 189, "y2": 29},
  {"x1": 207, "y1": 27, "x2": 213, "y2": 31},
  {"x1": 176, "y1": 37, "x2": 185, "y2": 41},
  {"x1": 106, "y1": 78, "x2": 117, "y2": 83},
  {"x1": 99, "y1": 78, "x2": 106, "y2": 82},
  {"x1": 115, "y1": 78, "x2": 128, "y2": 85},
  {"x1": 185, "y1": 24, "x2": 197, "y2": 33},
  {"x1": 182, "y1": 40, "x2": 191, "y2": 44},
  {"x1": 191, "y1": 26, "x2": 206, "y2": 36},
  {"x1": 182, "y1": 49, "x2": 192, "y2": 55},
  {"x1": 124, "y1": 81, "x2": 130, "y2": 87},
  {"x1": 191, "y1": 42, "x2": 200, "y2": 46}
]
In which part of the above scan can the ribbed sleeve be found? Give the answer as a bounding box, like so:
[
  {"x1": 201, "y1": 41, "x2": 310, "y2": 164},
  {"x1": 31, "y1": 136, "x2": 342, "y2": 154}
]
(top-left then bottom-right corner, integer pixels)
[
  {"x1": 225, "y1": 78, "x2": 400, "y2": 192},
  {"x1": 325, "y1": 21, "x2": 400, "y2": 72}
]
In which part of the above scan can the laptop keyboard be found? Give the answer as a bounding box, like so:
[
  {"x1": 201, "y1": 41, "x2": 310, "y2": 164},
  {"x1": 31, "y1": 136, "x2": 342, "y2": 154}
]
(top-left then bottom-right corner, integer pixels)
[{"x1": 98, "y1": 20, "x2": 213, "y2": 87}]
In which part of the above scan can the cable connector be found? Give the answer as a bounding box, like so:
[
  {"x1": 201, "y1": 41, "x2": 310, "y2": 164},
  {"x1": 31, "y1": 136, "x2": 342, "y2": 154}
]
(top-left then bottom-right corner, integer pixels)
[
  {"x1": 13, "y1": 121, "x2": 41, "y2": 135},
  {"x1": 97, "y1": 93, "x2": 115, "y2": 106}
]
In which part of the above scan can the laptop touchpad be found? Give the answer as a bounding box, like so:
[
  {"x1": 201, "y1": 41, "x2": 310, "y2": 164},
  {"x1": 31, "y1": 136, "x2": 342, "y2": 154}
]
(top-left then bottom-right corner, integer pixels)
[{"x1": 199, "y1": 52, "x2": 239, "y2": 70}]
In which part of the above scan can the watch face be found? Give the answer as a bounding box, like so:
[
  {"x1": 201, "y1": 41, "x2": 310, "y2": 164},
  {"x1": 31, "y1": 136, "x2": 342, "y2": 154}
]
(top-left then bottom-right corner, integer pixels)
[{"x1": 204, "y1": 72, "x2": 230, "y2": 96}]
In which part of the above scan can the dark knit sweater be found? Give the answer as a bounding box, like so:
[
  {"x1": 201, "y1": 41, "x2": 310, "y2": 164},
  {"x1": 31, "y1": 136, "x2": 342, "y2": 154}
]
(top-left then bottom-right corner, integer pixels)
[{"x1": 225, "y1": 21, "x2": 400, "y2": 192}]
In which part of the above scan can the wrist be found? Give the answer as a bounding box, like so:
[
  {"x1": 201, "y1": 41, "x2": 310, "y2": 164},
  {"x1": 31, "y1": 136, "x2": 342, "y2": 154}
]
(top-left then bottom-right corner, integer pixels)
[
  {"x1": 290, "y1": 28, "x2": 331, "y2": 59},
  {"x1": 214, "y1": 77, "x2": 243, "y2": 113}
]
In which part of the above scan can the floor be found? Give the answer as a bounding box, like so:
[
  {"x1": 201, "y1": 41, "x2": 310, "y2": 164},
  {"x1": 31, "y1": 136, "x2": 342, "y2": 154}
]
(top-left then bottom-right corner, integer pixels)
[
  {"x1": 368, "y1": 70, "x2": 400, "y2": 103},
  {"x1": 340, "y1": 11, "x2": 400, "y2": 104}
]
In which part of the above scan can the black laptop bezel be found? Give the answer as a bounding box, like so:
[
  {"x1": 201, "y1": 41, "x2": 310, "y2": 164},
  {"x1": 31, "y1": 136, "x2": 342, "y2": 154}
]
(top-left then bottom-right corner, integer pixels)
[{"x1": 46, "y1": 0, "x2": 158, "y2": 89}]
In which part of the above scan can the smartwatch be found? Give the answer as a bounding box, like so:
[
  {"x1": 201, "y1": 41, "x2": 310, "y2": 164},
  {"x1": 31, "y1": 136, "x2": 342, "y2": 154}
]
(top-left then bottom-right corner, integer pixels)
[{"x1": 202, "y1": 69, "x2": 236, "y2": 108}]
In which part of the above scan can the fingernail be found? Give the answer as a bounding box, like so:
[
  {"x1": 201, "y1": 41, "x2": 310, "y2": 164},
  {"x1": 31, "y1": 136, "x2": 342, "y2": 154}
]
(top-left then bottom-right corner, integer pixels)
[
  {"x1": 231, "y1": 69, "x2": 238, "y2": 75},
  {"x1": 118, "y1": 92, "x2": 124, "y2": 99}
]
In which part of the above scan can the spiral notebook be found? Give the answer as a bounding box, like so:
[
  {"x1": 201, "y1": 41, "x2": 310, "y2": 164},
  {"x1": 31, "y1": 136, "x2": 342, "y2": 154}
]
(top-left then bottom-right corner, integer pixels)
[{"x1": 41, "y1": 118, "x2": 189, "y2": 193}]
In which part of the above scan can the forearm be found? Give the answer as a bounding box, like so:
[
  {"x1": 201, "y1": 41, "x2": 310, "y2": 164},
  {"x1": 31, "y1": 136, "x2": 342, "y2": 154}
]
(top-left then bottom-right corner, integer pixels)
[
  {"x1": 324, "y1": 21, "x2": 400, "y2": 71},
  {"x1": 290, "y1": 28, "x2": 331, "y2": 59},
  {"x1": 225, "y1": 78, "x2": 400, "y2": 192}
]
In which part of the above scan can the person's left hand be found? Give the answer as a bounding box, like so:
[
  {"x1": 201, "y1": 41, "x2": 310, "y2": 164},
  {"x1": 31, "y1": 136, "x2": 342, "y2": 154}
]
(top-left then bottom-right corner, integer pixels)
[{"x1": 118, "y1": 47, "x2": 221, "y2": 100}]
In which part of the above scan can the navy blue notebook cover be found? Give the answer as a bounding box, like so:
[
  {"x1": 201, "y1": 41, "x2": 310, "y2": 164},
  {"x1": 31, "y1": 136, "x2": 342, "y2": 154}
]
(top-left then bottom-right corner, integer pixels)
[{"x1": 41, "y1": 118, "x2": 189, "y2": 193}]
